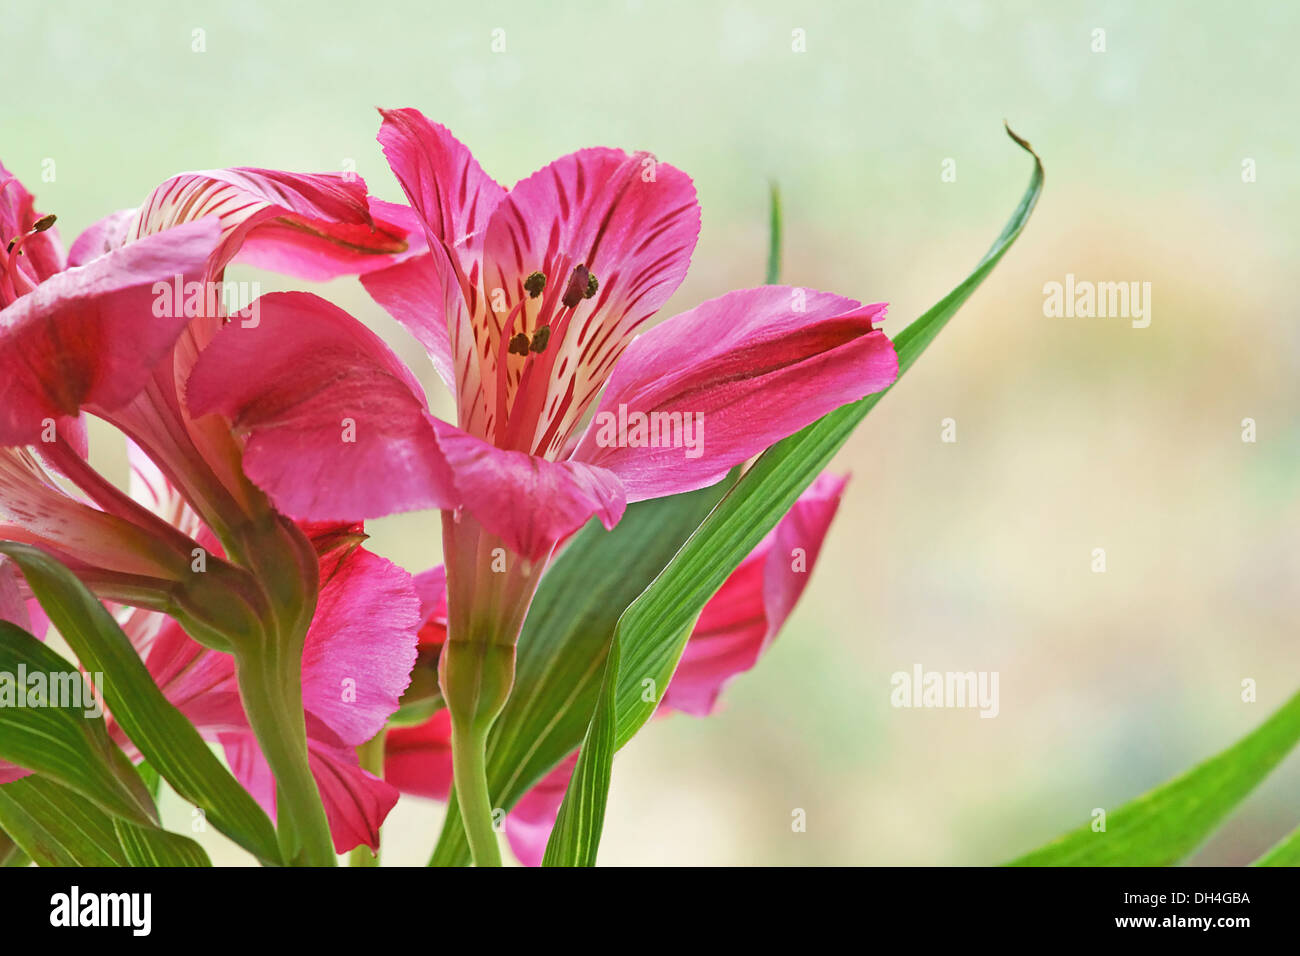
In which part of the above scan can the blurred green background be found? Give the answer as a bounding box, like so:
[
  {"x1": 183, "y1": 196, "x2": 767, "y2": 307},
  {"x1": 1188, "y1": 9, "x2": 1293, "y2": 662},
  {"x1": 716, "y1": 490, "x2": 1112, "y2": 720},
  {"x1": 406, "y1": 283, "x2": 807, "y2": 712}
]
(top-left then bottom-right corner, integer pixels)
[{"x1": 6, "y1": 0, "x2": 1298, "y2": 864}]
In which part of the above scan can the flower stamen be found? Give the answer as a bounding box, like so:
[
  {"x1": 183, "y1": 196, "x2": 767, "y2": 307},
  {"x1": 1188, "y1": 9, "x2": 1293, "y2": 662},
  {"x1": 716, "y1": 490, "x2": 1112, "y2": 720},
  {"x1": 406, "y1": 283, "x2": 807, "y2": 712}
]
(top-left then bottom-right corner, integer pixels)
[
  {"x1": 560, "y1": 264, "x2": 591, "y2": 308},
  {"x1": 1, "y1": 213, "x2": 55, "y2": 301}
]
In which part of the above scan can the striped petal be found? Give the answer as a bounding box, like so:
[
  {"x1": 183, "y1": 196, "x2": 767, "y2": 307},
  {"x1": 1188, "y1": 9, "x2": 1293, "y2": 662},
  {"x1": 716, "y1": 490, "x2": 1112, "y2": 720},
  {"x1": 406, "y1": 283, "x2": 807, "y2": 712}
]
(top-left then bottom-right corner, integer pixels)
[
  {"x1": 481, "y1": 149, "x2": 700, "y2": 456},
  {"x1": 126, "y1": 168, "x2": 410, "y2": 281},
  {"x1": 377, "y1": 109, "x2": 506, "y2": 435},
  {"x1": 572, "y1": 286, "x2": 895, "y2": 501}
]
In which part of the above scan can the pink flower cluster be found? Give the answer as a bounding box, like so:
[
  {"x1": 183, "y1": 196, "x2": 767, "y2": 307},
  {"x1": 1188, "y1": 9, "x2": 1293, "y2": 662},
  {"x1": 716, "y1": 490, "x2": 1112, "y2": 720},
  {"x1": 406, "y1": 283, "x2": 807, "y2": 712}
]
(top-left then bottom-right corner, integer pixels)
[{"x1": 0, "y1": 108, "x2": 895, "y2": 863}]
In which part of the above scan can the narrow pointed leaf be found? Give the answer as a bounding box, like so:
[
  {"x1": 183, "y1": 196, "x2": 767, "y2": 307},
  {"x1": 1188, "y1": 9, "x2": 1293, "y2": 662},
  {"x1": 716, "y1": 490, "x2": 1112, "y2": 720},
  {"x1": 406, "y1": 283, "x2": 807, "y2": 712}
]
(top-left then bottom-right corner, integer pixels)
[
  {"x1": 542, "y1": 636, "x2": 621, "y2": 866},
  {"x1": 1254, "y1": 825, "x2": 1300, "y2": 866},
  {"x1": 1010, "y1": 689, "x2": 1300, "y2": 866}
]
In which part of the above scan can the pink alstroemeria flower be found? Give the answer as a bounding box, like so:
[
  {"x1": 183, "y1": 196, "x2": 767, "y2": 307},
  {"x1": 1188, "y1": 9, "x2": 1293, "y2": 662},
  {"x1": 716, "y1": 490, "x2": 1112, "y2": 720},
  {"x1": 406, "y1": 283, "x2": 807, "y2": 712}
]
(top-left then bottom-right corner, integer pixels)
[
  {"x1": 185, "y1": 108, "x2": 892, "y2": 864},
  {"x1": 385, "y1": 472, "x2": 848, "y2": 865},
  {"x1": 188, "y1": 109, "x2": 895, "y2": 560}
]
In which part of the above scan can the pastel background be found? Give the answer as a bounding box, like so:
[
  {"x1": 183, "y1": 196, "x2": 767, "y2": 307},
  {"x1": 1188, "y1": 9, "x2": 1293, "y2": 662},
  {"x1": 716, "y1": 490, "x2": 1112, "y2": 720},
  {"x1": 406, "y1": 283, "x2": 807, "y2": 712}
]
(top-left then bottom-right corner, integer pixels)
[{"x1": 5, "y1": 0, "x2": 1297, "y2": 864}]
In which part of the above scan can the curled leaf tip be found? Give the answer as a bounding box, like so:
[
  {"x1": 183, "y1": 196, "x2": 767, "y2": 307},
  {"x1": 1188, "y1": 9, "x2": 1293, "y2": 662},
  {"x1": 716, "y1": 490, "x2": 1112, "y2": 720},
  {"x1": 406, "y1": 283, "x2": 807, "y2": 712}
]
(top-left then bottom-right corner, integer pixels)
[{"x1": 1002, "y1": 121, "x2": 1042, "y2": 165}]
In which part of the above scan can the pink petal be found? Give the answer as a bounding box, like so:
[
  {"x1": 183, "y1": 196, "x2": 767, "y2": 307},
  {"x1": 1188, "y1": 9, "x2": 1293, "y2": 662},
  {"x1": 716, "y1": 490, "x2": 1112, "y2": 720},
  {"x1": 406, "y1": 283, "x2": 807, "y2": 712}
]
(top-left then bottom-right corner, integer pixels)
[
  {"x1": 0, "y1": 556, "x2": 44, "y2": 638},
  {"x1": 300, "y1": 547, "x2": 421, "y2": 747},
  {"x1": 0, "y1": 219, "x2": 221, "y2": 445},
  {"x1": 67, "y1": 209, "x2": 134, "y2": 267},
  {"x1": 572, "y1": 286, "x2": 896, "y2": 501},
  {"x1": 662, "y1": 472, "x2": 848, "y2": 715},
  {"x1": 0, "y1": 448, "x2": 192, "y2": 581},
  {"x1": 186, "y1": 290, "x2": 458, "y2": 522},
  {"x1": 125, "y1": 437, "x2": 205, "y2": 541},
  {"x1": 375, "y1": 109, "x2": 504, "y2": 274},
  {"x1": 411, "y1": 565, "x2": 448, "y2": 651},
  {"x1": 359, "y1": 252, "x2": 456, "y2": 391},
  {"x1": 127, "y1": 168, "x2": 409, "y2": 281},
  {"x1": 433, "y1": 419, "x2": 626, "y2": 560},
  {"x1": 383, "y1": 708, "x2": 453, "y2": 801},
  {"x1": 481, "y1": 148, "x2": 700, "y2": 456},
  {"x1": 218, "y1": 732, "x2": 277, "y2": 812},
  {"x1": 376, "y1": 109, "x2": 507, "y2": 437},
  {"x1": 307, "y1": 735, "x2": 400, "y2": 854},
  {"x1": 0, "y1": 763, "x2": 32, "y2": 785},
  {"x1": 365, "y1": 197, "x2": 431, "y2": 257},
  {"x1": 142, "y1": 618, "x2": 246, "y2": 731},
  {"x1": 0, "y1": 557, "x2": 29, "y2": 629},
  {"x1": 219, "y1": 731, "x2": 399, "y2": 854}
]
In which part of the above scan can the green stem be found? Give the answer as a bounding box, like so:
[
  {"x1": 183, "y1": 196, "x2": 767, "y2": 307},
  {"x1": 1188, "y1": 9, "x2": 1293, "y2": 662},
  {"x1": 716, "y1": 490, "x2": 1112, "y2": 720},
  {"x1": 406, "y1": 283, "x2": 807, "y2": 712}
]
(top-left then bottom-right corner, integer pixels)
[
  {"x1": 438, "y1": 512, "x2": 536, "y2": 867},
  {"x1": 348, "y1": 733, "x2": 387, "y2": 867},
  {"x1": 238, "y1": 649, "x2": 336, "y2": 866},
  {"x1": 449, "y1": 713, "x2": 502, "y2": 867}
]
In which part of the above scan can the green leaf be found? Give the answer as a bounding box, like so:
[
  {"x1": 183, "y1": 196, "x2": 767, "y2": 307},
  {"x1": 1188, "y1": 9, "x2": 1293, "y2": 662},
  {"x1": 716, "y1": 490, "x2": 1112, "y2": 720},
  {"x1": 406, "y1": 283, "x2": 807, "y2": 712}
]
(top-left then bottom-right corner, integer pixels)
[
  {"x1": 0, "y1": 542, "x2": 283, "y2": 866},
  {"x1": 541, "y1": 636, "x2": 620, "y2": 866},
  {"x1": 0, "y1": 775, "x2": 129, "y2": 866},
  {"x1": 113, "y1": 818, "x2": 211, "y2": 867},
  {"x1": 0, "y1": 829, "x2": 29, "y2": 867},
  {"x1": 136, "y1": 760, "x2": 163, "y2": 800},
  {"x1": 765, "y1": 182, "x2": 782, "y2": 285},
  {"x1": 544, "y1": 123, "x2": 1045, "y2": 864},
  {"x1": 1010, "y1": 690, "x2": 1300, "y2": 866},
  {"x1": 0, "y1": 621, "x2": 155, "y2": 827},
  {"x1": 428, "y1": 477, "x2": 734, "y2": 866},
  {"x1": 0, "y1": 775, "x2": 210, "y2": 867},
  {"x1": 1254, "y1": 825, "x2": 1300, "y2": 866}
]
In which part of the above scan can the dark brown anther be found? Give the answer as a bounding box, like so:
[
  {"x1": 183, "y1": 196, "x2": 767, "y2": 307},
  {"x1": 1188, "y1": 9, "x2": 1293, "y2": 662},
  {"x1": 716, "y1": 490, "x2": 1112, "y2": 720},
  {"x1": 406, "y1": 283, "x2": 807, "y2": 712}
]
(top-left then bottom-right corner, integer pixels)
[
  {"x1": 32, "y1": 213, "x2": 57, "y2": 233},
  {"x1": 507, "y1": 332, "x2": 531, "y2": 356},
  {"x1": 529, "y1": 325, "x2": 551, "y2": 353},
  {"x1": 524, "y1": 271, "x2": 546, "y2": 298},
  {"x1": 561, "y1": 264, "x2": 590, "y2": 308}
]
